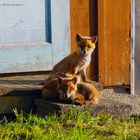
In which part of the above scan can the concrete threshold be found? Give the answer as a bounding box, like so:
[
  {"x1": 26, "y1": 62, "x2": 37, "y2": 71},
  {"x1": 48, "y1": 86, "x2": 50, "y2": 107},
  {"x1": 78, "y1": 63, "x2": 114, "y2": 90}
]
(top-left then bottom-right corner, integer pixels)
[{"x1": 0, "y1": 74, "x2": 139, "y2": 116}]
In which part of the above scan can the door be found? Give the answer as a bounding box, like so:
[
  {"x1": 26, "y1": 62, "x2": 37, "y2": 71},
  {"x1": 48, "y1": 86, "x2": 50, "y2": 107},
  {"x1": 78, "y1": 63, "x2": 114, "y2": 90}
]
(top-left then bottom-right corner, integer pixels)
[
  {"x1": 98, "y1": 0, "x2": 130, "y2": 86},
  {"x1": 0, "y1": 0, "x2": 70, "y2": 73}
]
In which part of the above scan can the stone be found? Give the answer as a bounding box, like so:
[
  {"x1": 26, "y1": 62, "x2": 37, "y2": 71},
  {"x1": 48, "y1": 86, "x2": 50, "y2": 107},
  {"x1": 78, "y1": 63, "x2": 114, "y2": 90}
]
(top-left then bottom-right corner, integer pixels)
[{"x1": 35, "y1": 98, "x2": 132, "y2": 117}]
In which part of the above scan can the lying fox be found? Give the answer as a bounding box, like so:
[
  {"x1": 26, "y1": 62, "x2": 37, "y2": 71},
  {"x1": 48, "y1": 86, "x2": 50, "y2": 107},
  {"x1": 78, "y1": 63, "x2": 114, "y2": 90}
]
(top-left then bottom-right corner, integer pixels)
[
  {"x1": 42, "y1": 73, "x2": 78, "y2": 101},
  {"x1": 42, "y1": 74, "x2": 99, "y2": 105},
  {"x1": 47, "y1": 34, "x2": 97, "y2": 83},
  {"x1": 57, "y1": 75, "x2": 99, "y2": 105}
]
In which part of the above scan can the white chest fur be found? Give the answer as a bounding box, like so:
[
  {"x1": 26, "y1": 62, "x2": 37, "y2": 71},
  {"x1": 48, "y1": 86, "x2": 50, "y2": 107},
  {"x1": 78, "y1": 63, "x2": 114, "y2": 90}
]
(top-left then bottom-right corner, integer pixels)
[{"x1": 79, "y1": 55, "x2": 91, "y2": 70}]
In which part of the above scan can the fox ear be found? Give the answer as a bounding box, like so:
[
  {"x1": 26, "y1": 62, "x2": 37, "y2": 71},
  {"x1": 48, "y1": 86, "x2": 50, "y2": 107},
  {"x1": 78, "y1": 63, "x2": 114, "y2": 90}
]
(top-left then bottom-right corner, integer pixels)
[
  {"x1": 91, "y1": 36, "x2": 98, "y2": 43},
  {"x1": 72, "y1": 77, "x2": 78, "y2": 85},
  {"x1": 58, "y1": 77, "x2": 64, "y2": 84},
  {"x1": 76, "y1": 33, "x2": 83, "y2": 42}
]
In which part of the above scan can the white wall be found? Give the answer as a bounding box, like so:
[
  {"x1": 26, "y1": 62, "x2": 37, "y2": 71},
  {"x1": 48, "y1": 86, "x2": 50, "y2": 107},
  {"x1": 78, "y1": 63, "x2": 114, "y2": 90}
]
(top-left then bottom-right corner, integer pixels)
[
  {"x1": 132, "y1": 0, "x2": 140, "y2": 95},
  {"x1": 135, "y1": 0, "x2": 140, "y2": 94}
]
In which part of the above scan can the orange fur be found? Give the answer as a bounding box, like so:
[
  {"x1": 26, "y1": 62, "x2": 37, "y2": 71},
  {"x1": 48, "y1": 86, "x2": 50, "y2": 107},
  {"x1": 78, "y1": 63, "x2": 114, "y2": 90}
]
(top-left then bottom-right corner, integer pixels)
[
  {"x1": 49, "y1": 34, "x2": 97, "y2": 83},
  {"x1": 74, "y1": 82, "x2": 99, "y2": 105},
  {"x1": 56, "y1": 75, "x2": 100, "y2": 105},
  {"x1": 42, "y1": 78, "x2": 59, "y2": 100},
  {"x1": 43, "y1": 70, "x2": 100, "y2": 105},
  {"x1": 42, "y1": 74, "x2": 79, "y2": 101}
]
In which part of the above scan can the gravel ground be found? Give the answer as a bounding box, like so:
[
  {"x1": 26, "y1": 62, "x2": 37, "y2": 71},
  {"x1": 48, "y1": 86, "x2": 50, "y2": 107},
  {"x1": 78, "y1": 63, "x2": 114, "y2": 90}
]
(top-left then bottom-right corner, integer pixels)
[{"x1": 100, "y1": 88, "x2": 140, "y2": 115}]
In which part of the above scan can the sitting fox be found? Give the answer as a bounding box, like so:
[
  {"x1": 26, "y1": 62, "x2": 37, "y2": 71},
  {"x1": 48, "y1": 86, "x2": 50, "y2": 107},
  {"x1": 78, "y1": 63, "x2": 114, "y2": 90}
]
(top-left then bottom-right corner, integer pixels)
[
  {"x1": 47, "y1": 34, "x2": 97, "y2": 83},
  {"x1": 42, "y1": 74, "x2": 99, "y2": 105}
]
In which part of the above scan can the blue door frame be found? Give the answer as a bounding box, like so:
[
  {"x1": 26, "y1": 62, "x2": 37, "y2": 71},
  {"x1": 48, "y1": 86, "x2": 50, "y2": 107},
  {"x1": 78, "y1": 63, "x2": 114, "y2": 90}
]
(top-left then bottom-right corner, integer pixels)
[{"x1": 0, "y1": 0, "x2": 70, "y2": 73}]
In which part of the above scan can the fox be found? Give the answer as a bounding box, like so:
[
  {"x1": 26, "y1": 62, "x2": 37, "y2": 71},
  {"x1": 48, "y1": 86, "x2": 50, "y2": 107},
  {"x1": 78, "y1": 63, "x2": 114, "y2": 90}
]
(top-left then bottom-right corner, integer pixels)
[
  {"x1": 47, "y1": 34, "x2": 97, "y2": 83},
  {"x1": 42, "y1": 73, "x2": 79, "y2": 101},
  {"x1": 57, "y1": 74, "x2": 99, "y2": 105},
  {"x1": 74, "y1": 82, "x2": 99, "y2": 105},
  {"x1": 42, "y1": 78, "x2": 59, "y2": 101}
]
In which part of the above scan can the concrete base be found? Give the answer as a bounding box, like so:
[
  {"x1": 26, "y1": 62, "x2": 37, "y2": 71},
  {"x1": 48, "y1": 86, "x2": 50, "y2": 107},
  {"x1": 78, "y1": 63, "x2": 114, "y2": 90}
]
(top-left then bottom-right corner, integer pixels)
[
  {"x1": 0, "y1": 74, "x2": 139, "y2": 116},
  {"x1": 0, "y1": 89, "x2": 41, "y2": 114},
  {"x1": 35, "y1": 98, "x2": 132, "y2": 117},
  {"x1": 100, "y1": 88, "x2": 140, "y2": 115}
]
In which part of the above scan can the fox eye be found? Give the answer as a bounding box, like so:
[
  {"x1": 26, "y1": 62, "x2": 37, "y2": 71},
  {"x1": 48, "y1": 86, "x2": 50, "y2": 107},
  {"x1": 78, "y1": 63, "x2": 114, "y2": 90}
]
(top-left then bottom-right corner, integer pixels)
[
  {"x1": 70, "y1": 87, "x2": 73, "y2": 90},
  {"x1": 80, "y1": 44, "x2": 84, "y2": 48},
  {"x1": 86, "y1": 46, "x2": 89, "y2": 50},
  {"x1": 68, "y1": 87, "x2": 72, "y2": 90}
]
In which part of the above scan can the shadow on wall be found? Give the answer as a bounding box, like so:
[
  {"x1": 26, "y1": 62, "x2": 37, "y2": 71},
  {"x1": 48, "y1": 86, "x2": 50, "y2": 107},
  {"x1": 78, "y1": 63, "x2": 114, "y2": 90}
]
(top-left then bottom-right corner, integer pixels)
[
  {"x1": 45, "y1": 0, "x2": 52, "y2": 43},
  {"x1": 89, "y1": 0, "x2": 98, "y2": 81}
]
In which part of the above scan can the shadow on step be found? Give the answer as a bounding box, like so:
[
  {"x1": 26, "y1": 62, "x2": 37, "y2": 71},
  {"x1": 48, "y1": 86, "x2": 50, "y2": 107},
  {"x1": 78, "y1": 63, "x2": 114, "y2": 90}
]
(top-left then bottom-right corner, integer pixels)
[{"x1": 0, "y1": 89, "x2": 42, "y2": 115}]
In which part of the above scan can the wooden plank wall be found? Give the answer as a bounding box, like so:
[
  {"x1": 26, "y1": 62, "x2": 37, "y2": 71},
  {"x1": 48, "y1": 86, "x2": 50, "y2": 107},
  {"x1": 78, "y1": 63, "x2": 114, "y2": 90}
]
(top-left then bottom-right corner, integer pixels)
[
  {"x1": 70, "y1": 0, "x2": 90, "y2": 52},
  {"x1": 70, "y1": 0, "x2": 98, "y2": 80},
  {"x1": 98, "y1": 0, "x2": 130, "y2": 86}
]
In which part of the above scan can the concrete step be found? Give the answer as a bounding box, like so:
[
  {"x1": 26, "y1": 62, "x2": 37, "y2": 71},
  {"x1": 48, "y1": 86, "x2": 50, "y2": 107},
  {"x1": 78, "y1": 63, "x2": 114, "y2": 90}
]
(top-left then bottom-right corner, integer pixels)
[
  {"x1": 35, "y1": 98, "x2": 133, "y2": 117},
  {"x1": 0, "y1": 88, "x2": 42, "y2": 114}
]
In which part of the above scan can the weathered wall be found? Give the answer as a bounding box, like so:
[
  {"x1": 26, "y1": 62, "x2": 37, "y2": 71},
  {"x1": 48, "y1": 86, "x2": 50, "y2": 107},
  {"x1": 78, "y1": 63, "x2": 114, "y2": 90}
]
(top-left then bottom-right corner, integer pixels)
[
  {"x1": 0, "y1": 0, "x2": 46, "y2": 43},
  {"x1": 0, "y1": 0, "x2": 71, "y2": 73},
  {"x1": 98, "y1": 0, "x2": 130, "y2": 86},
  {"x1": 135, "y1": 0, "x2": 140, "y2": 94}
]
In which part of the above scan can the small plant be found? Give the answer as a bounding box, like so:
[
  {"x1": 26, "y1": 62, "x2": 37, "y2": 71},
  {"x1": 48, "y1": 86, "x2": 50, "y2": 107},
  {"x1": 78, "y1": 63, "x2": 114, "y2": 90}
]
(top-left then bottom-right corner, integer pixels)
[{"x1": 0, "y1": 108, "x2": 139, "y2": 140}]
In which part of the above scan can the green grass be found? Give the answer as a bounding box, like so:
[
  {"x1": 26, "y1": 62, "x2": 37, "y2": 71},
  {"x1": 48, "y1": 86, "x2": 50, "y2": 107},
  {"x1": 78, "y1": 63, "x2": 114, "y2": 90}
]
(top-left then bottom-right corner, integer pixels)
[{"x1": 0, "y1": 109, "x2": 140, "y2": 140}]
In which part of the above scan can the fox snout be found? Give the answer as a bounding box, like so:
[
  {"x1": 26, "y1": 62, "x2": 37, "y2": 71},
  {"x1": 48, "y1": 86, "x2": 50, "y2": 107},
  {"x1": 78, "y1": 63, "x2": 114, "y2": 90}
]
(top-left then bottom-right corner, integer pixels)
[
  {"x1": 63, "y1": 93, "x2": 68, "y2": 98},
  {"x1": 63, "y1": 93, "x2": 71, "y2": 98},
  {"x1": 80, "y1": 48, "x2": 93, "y2": 56},
  {"x1": 83, "y1": 50, "x2": 86, "y2": 55},
  {"x1": 82, "y1": 49, "x2": 89, "y2": 55}
]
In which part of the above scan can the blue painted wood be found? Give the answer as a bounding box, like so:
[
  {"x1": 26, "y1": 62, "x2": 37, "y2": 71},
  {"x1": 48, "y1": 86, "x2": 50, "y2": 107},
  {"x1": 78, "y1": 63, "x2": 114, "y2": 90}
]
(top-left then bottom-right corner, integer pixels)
[
  {"x1": 0, "y1": 0, "x2": 46, "y2": 43},
  {"x1": 0, "y1": 0, "x2": 71, "y2": 73},
  {"x1": 0, "y1": 43, "x2": 53, "y2": 73},
  {"x1": 51, "y1": 0, "x2": 71, "y2": 65}
]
